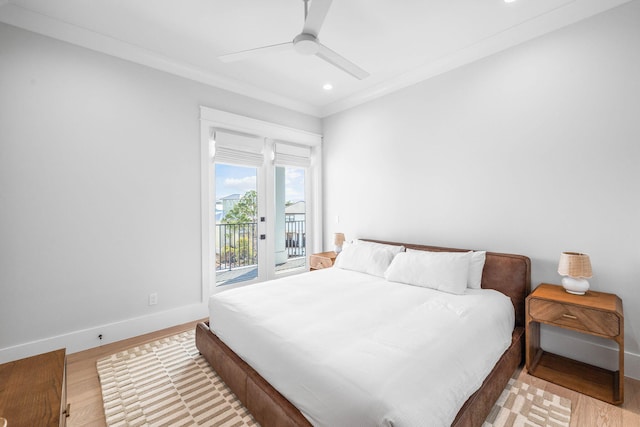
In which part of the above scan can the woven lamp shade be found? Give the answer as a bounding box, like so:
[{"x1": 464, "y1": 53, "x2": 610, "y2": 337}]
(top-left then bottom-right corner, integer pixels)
[
  {"x1": 558, "y1": 252, "x2": 592, "y2": 278},
  {"x1": 334, "y1": 233, "x2": 345, "y2": 246}
]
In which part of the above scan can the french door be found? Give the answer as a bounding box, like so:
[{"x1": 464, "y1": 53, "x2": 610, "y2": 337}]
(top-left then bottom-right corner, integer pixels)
[
  {"x1": 211, "y1": 141, "x2": 312, "y2": 290},
  {"x1": 274, "y1": 165, "x2": 307, "y2": 276},
  {"x1": 201, "y1": 107, "x2": 322, "y2": 297},
  {"x1": 213, "y1": 163, "x2": 308, "y2": 287},
  {"x1": 214, "y1": 163, "x2": 263, "y2": 286}
]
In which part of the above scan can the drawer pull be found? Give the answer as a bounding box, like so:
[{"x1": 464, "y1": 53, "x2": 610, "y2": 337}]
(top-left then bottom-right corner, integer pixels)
[{"x1": 562, "y1": 313, "x2": 577, "y2": 320}]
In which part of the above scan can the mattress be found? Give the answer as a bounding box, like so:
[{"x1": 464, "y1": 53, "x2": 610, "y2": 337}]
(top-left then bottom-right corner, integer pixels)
[{"x1": 209, "y1": 267, "x2": 515, "y2": 427}]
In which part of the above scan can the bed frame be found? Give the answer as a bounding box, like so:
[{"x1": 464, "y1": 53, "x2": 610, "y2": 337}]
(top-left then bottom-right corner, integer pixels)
[{"x1": 196, "y1": 240, "x2": 531, "y2": 427}]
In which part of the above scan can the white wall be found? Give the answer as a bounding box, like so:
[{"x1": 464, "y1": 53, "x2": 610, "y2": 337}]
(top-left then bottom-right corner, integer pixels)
[
  {"x1": 323, "y1": 2, "x2": 640, "y2": 378},
  {"x1": 0, "y1": 22, "x2": 321, "y2": 361}
]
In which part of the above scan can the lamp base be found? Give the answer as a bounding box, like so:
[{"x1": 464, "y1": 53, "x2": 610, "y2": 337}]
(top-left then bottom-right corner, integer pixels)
[{"x1": 561, "y1": 276, "x2": 590, "y2": 295}]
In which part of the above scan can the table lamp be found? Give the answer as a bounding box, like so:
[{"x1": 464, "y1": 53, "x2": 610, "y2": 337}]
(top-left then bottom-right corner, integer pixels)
[
  {"x1": 334, "y1": 233, "x2": 345, "y2": 253},
  {"x1": 557, "y1": 252, "x2": 592, "y2": 295}
]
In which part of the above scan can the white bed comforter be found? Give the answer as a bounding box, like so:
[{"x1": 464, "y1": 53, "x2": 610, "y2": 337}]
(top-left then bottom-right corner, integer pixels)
[{"x1": 209, "y1": 268, "x2": 514, "y2": 427}]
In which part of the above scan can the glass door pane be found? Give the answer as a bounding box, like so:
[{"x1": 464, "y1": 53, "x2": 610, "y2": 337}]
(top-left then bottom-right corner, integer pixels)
[
  {"x1": 214, "y1": 163, "x2": 258, "y2": 286},
  {"x1": 275, "y1": 166, "x2": 306, "y2": 274}
]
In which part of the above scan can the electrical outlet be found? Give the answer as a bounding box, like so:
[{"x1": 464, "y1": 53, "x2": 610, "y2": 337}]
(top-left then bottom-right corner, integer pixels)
[{"x1": 149, "y1": 293, "x2": 158, "y2": 306}]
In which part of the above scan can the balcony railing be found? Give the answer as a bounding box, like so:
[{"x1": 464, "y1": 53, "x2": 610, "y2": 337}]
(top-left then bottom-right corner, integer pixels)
[
  {"x1": 215, "y1": 222, "x2": 257, "y2": 271},
  {"x1": 285, "y1": 219, "x2": 305, "y2": 258},
  {"x1": 215, "y1": 219, "x2": 306, "y2": 271}
]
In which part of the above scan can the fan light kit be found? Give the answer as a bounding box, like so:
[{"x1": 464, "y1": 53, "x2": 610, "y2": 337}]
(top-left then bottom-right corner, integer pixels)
[{"x1": 219, "y1": 0, "x2": 369, "y2": 80}]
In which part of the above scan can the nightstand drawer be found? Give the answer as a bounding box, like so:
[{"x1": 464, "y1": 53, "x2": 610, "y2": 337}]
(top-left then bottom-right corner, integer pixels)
[{"x1": 529, "y1": 299, "x2": 619, "y2": 337}]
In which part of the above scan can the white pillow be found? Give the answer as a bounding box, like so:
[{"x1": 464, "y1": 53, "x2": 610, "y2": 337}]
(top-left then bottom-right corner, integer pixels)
[
  {"x1": 407, "y1": 248, "x2": 486, "y2": 289},
  {"x1": 385, "y1": 250, "x2": 471, "y2": 295},
  {"x1": 352, "y1": 239, "x2": 405, "y2": 255},
  {"x1": 468, "y1": 251, "x2": 486, "y2": 289},
  {"x1": 334, "y1": 242, "x2": 397, "y2": 277}
]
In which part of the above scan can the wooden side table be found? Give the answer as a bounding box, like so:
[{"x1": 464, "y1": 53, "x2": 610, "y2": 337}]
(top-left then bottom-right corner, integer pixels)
[
  {"x1": 0, "y1": 349, "x2": 69, "y2": 426},
  {"x1": 526, "y1": 283, "x2": 624, "y2": 404},
  {"x1": 309, "y1": 251, "x2": 337, "y2": 271}
]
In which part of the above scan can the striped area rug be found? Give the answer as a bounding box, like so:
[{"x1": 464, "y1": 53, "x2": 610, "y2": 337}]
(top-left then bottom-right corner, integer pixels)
[
  {"x1": 483, "y1": 379, "x2": 571, "y2": 427},
  {"x1": 97, "y1": 330, "x2": 256, "y2": 427},
  {"x1": 98, "y1": 330, "x2": 571, "y2": 427}
]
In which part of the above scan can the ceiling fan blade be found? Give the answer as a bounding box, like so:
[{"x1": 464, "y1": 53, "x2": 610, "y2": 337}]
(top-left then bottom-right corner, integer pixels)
[
  {"x1": 219, "y1": 42, "x2": 293, "y2": 63},
  {"x1": 303, "y1": 0, "x2": 333, "y2": 36},
  {"x1": 316, "y1": 43, "x2": 369, "y2": 80}
]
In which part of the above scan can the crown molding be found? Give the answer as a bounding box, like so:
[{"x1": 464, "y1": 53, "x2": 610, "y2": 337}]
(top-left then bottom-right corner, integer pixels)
[
  {"x1": 0, "y1": 2, "x2": 322, "y2": 117},
  {"x1": 1, "y1": 0, "x2": 632, "y2": 119},
  {"x1": 319, "y1": 0, "x2": 632, "y2": 117}
]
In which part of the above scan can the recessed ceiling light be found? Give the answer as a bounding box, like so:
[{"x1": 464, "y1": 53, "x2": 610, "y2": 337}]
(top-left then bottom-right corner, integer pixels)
[
  {"x1": 323, "y1": 83, "x2": 333, "y2": 91},
  {"x1": 504, "y1": 0, "x2": 517, "y2": 3}
]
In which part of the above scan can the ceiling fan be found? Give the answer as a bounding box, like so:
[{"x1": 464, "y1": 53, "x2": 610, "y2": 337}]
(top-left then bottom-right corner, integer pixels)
[{"x1": 219, "y1": 0, "x2": 369, "y2": 80}]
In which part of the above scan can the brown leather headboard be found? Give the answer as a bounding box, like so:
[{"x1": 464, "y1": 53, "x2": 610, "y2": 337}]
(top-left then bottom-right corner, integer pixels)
[{"x1": 363, "y1": 240, "x2": 531, "y2": 327}]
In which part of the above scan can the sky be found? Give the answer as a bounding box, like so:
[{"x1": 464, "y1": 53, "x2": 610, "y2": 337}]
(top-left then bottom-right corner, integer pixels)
[{"x1": 215, "y1": 164, "x2": 305, "y2": 202}]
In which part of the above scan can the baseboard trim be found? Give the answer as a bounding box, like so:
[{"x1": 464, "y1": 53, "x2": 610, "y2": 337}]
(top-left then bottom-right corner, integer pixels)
[
  {"x1": 540, "y1": 325, "x2": 640, "y2": 381},
  {"x1": 0, "y1": 303, "x2": 209, "y2": 363}
]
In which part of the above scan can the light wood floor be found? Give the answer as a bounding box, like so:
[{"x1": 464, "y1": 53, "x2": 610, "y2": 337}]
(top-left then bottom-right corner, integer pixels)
[
  {"x1": 66, "y1": 319, "x2": 206, "y2": 427},
  {"x1": 66, "y1": 320, "x2": 640, "y2": 427}
]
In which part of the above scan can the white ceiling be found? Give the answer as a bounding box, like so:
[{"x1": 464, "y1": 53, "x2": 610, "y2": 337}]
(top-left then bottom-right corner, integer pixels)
[{"x1": 0, "y1": 0, "x2": 631, "y2": 117}]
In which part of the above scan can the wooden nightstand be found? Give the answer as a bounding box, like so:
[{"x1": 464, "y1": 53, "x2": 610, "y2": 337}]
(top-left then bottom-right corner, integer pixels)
[
  {"x1": 309, "y1": 251, "x2": 337, "y2": 271},
  {"x1": 526, "y1": 283, "x2": 624, "y2": 404}
]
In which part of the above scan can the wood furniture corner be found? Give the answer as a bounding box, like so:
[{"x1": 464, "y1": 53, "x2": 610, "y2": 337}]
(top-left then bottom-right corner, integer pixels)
[
  {"x1": 525, "y1": 283, "x2": 624, "y2": 404},
  {"x1": 0, "y1": 349, "x2": 69, "y2": 426}
]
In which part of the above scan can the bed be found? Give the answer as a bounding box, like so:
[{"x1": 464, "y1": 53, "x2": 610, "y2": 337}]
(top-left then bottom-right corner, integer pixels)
[{"x1": 196, "y1": 240, "x2": 531, "y2": 427}]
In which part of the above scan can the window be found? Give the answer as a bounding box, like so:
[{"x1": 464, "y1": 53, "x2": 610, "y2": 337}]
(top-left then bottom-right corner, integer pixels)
[{"x1": 200, "y1": 107, "x2": 322, "y2": 298}]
